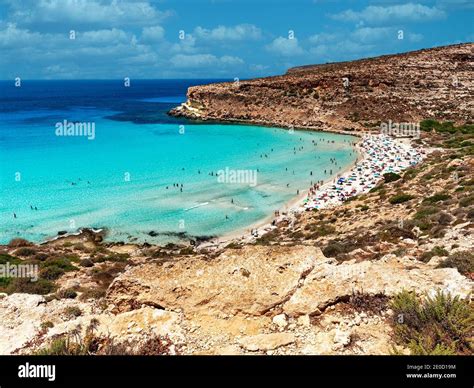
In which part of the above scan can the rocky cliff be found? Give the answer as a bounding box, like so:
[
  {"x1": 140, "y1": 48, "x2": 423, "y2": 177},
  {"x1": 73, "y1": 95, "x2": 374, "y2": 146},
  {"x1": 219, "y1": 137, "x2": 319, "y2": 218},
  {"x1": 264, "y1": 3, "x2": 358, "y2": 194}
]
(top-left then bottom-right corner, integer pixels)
[{"x1": 169, "y1": 43, "x2": 473, "y2": 131}]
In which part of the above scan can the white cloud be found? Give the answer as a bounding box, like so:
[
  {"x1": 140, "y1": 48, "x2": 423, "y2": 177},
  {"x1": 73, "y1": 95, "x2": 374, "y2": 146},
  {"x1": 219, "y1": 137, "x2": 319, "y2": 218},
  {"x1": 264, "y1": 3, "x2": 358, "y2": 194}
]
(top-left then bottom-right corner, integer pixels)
[
  {"x1": 141, "y1": 26, "x2": 165, "y2": 43},
  {"x1": 81, "y1": 28, "x2": 130, "y2": 45},
  {"x1": 308, "y1": 32, "x2": 339, "y2": 45},
  {"x1": 170, "y1": 54, "x2": 244, "y2": 69},
  {"x1": 332, "y1": 3, "x2": 446, "y2": 24},
  {"x1": 169, "y1": 34, "x2": 198, "y2": 54},
  {"x1": 194, "y1": 24, "x2": 262, "y2": 41},
  {"x1": 219, "y1": 55, "x2": 244, "y2": 65},
  {"x1": 351, "y1": 27, "x2": 393, "y2": 43},
  {"x1": 7, "y1": 0, "x2": 171, "y2": 26},
  {"x1": 0, "y1": 23, "x2": 46, "y2": 48},
  {"x1": 266, "y1": 37, "x2": 304, "y2": 56}
]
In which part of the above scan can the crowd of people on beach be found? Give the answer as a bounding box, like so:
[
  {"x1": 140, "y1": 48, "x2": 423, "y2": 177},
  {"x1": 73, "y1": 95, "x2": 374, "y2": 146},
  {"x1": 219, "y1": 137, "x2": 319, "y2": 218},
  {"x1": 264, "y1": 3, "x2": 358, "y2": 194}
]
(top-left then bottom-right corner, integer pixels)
[{"x1": 301, "y1": 134, "x2": 426, "y2": 211}]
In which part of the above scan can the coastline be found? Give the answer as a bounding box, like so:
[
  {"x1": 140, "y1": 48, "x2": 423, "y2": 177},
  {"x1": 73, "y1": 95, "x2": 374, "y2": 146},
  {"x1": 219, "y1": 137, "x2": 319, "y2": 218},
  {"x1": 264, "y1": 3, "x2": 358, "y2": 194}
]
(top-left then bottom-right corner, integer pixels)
[
  {"x1": 25, "y1": 128, "x2": 424, "y2": 250},
  {"x1": 204, "y1": 131, "x2": 425, "y2": 249},
  {"x1": 210, "y1": 133, "x2": 364, "y2": 246}
]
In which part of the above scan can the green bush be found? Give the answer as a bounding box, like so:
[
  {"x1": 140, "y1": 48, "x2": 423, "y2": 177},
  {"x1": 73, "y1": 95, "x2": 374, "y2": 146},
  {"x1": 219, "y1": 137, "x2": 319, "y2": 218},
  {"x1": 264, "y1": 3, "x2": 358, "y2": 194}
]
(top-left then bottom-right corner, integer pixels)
[
  {"x1": 80, "y1": 258, "x2": 94, "y2": 267},
  {"x1": 33, "y1": 252, "x2": 49, "y2": 261},
  {"x1": 41, "y1": 257, "x2": 77, "y2": 272},
  {"x1": 57, "y1": 288, "x2": 78, "y2": 299},
  {"x1": 322, "y1": 241, "x2": 349, "y2": 258},
  {"x1": 422, "y1": 193, "x2": 451, "y2": 204},
  {"x1": 0, "y1": 254, "x2": 21, "y2": 265},
  {"x1": 413, "y1": 206, "x2": 439, "y2": 220},
  {"x1": 4, "y1": 278, "x2": 55, "y2": 295},
  {"x1": 39, "y1": 266, "x2": 65, "y2": 280},
  {"x1": 383, "y1": 172, "x2": 401, "y2": 183},
  {"x1": 390, "y1": 290, "x2": 473, "y2": 355},
  {"x1": 92, "y1": 253, "x2": 129, "y2": 264},
  {"x1": 40, "y1": 321, "x2": 54, "y2": 331},
  {"x1": 419, "y1": 246, "x2": 449, "y2": 263},
  {"x1": 7, "y1": 238, "x2": 32, "y2": 248},
  {"x1": 64, "y1": 306, "x2": 82, "y2": 318},
  {"x1": 35, "y1": 329, "x2": 174, "y2": 356},
  {"x1": 437, "y1": 251, "x2": 474, "y2": 275},
  {"x1": 420, "y1": 119, "x2": 474, "y2": 135},
  {"x1": 36, "y1": 337, "x2": 76, "y2": 355},
  {"x1": 369, "y1": 184, "x2": 384, "y2": 193},
  {"x1": 304, "y1": 222, "x2": 336, "y2": 237},
  {"x1": 459, "y1": 195, "x2": 474, "y2": 207},
  {"x1": 0, "y1": 277, "x2": 12, "y2": 288},
  {"x1": 403, "y1": 168, "x2": 419, "y2": 181},
  {"x1": 389, "y1": 193, "x2": 415, "y2": 204},
  {"x1": 14, "y1": 247, "x2": 37, "y2": 257}
]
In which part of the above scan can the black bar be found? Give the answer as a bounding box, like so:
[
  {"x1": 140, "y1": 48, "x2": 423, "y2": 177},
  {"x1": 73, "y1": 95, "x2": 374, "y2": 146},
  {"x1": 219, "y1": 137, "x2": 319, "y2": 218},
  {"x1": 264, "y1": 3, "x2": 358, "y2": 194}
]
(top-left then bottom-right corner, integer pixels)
[{"x1": 0, "y1": 355, "x2": 471, "y2": 386}]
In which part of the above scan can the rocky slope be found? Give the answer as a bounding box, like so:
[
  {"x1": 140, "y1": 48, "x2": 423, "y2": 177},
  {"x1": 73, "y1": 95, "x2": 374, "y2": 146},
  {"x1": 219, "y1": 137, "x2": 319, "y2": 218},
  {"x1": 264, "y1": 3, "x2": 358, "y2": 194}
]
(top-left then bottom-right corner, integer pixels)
[{"x1": 169, "y1": 43, "x2": 473, "y2": 132}]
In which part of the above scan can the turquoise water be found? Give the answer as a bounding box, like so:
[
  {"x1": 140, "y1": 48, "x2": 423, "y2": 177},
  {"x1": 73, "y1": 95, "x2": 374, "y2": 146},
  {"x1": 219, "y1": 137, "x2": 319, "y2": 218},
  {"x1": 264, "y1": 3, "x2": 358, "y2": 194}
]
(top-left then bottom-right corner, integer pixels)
[{"x1": 0, "y1": 80, "x2": 357, "y2": 244}]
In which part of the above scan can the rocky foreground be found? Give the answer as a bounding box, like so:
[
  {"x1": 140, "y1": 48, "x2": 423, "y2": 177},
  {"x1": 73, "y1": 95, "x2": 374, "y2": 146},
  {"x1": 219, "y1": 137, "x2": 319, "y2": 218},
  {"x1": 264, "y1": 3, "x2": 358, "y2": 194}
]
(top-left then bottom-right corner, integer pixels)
[
  {"x1": 0, "y1": 45, "x2": 473, "y2": 356},
  {"x1": 170, "y1": 43, "x2": 473, "y2": 132}
]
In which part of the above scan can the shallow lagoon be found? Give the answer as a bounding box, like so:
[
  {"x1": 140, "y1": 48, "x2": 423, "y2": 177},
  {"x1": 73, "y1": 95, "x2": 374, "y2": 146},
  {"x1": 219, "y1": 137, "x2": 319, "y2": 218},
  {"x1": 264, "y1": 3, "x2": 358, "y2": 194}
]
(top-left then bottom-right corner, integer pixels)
[{"x1": 0, "y1": 80, "x2": 357, "y2": 244}]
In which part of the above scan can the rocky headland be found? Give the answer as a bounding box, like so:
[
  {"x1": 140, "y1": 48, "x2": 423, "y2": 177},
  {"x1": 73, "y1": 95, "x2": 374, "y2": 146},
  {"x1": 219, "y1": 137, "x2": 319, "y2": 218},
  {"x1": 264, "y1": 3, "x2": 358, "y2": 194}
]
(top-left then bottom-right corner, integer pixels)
[{"x1": 169, "y1": 43, "x2": 473, "y2": 132}]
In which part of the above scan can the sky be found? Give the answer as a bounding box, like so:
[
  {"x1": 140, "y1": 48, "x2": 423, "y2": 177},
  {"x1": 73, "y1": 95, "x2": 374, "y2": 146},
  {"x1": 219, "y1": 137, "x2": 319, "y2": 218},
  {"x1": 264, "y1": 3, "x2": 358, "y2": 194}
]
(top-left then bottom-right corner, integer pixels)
[{"x1": 0, "y1": 0, "x2": 472, "y2": 79}]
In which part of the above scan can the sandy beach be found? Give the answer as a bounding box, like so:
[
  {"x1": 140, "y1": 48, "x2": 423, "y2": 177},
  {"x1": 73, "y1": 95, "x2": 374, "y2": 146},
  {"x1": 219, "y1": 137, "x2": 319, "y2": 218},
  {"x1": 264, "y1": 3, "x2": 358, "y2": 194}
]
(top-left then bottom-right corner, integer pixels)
[{"x1": 209, "y1": 132, "x2": 426, "y2": 248}]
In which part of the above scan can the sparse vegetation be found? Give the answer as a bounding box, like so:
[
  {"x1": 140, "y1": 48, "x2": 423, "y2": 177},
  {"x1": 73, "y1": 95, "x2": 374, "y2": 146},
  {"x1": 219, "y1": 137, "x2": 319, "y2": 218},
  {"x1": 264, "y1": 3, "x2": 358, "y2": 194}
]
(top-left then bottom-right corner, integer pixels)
[
  {"x1": 420, "y1": 119, "x2": 474, "y2": 135},
  {"x1": 459, "y1": 194, "x2": 474, "y2": 207},
  {"x1": 13, "y1": 247, "x2": 37, "y2": 257},
  {"x1": 57, "y1": 288, "x2": 78, "y2": 299},
  {"x1": 35, "y1": 320, "x2": 176, "y2": 355},
  {"x1": 3, "y1": 278, "x2": 56, "y2": 295},
  {"x1": 40, "y1": 321, "x2": 54, "y2": 331},
  {"x1": 422, "y1": 192, "x2": 451, "y2": 204},
  {"x1": 389, "y1": 193, "x2": 415, "y2": 204},
  {"x1": 419, "y1": 246, "x2": 449, "y2": 263},
  {"x1": 346, "y1": 291, "x2": 389, "y2": 315},
  {"x1": 413, "y1": 206, "x2": 439, "y2": 220},
  {"x1": 322, "y1": 240, "x2": 352, "y2": 260},
  {"x1": 79, "y1": 288, "x2": 106, "y2": 301},
  {"x1": 383, "y1": 172, "x2": 401, "y2": 183},
  {"x1": 437, "y1": 251, "x2": 474, "y2": 276},
  {"x1": 7, "y1": 238, "x2": 32, "y2": 248},
  {"x1": 63, "y1": 306, "x2": 82, "y2": 319},
  {"x1": 390, "y1": 290, "x2": 473, "y2": 355}
]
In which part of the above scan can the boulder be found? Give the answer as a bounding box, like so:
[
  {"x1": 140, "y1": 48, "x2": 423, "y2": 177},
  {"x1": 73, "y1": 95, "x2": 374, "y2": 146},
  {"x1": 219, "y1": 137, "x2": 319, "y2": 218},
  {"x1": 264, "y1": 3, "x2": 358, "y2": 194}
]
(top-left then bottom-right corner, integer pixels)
[
  {"x1": 107, "y1": 245, "x2": 323, "y2": 316},
  {"x1": 238, "y1": 333, "x2": 295, "y2": 351},
  {"x1": 283, "y1": 254, "x2": 472, "y2": 317},
  {"x1": 272, "y1": 314, "x2": 288, "y2": 329}
]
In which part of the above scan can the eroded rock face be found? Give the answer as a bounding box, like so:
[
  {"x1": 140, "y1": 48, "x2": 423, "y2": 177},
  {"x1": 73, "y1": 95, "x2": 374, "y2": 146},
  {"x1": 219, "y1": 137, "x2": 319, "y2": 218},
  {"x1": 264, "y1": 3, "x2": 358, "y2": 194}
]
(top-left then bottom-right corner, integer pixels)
[
  {"x1": 1, "y1": 248, "x2": 472, "y2": 355},
  {"x1": 0, "y1": 294, "x2": 46, "y2": 354},
  {"x1": 0, "y1": 293, "x2": 184, "y2": 354},
  {"x1": 107, "y1": 247, "x2": 472, "y2": 321},
  {"x1": 107, "y1": 245, "x2": 323, "y2": 315},
  {"x1": 283, "y1": 254, "x2": 473, "y2": 317},
  {"x1": 169, "y1": 43, "x2": 473, "y2": 131}
]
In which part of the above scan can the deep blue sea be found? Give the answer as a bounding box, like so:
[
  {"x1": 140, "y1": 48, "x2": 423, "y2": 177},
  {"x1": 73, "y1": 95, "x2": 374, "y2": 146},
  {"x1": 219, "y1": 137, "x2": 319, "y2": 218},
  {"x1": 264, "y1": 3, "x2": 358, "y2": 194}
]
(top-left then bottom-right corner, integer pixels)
[{"x1": 0, "y1": 80, "x2": 357, "y2": 244}]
